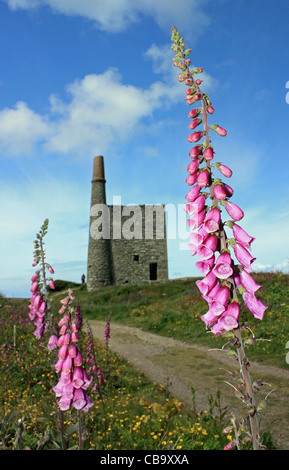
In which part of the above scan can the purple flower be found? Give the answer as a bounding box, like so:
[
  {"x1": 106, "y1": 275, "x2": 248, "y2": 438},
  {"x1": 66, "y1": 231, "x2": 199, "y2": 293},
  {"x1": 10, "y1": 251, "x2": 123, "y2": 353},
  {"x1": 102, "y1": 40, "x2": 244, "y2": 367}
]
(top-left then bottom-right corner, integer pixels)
[
  {"x1": 47, "y1": 334, "x2": 58, "y2": 351},
  {"x1": 196, "y1": 271, "x2": 217, "y2": 296},
  {"x1": 203, "y1": 207, "x2": 221, "y2": 233},
  {"x1": 242, "y1": 292, "x2": 267, "y2": 320},
  {"x1": 232, "y1": 223, "x2": 255, "y2": 249},
  {"x1": 212, "y1": 252, "x2": 233, "y2": 280},
  {"x1": 239, "y1": 269, "x2": 262, "y2": 295},
  {"x1": 233, "y1": 243, "x2": 256, "y2": 271},
  {"x1": 72, "y1": 388, "x2": 86, "y2": 410},
  {"x1": 72, "y1": 367, "x2": 84, "y2": 389},
  {"x1": 224, "y1": 201, "x2": 244, "y2": 221}
]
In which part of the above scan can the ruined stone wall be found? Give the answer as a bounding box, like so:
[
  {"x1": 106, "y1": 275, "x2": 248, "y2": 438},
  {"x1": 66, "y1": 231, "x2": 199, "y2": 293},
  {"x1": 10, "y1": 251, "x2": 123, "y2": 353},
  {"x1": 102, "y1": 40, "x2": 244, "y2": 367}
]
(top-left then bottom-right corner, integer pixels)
[
  {"x1": 109, "y1": 204, "x2": 168, "y2": 285},
  {"x1": 87, "y1": 156, "x2": 168, "y2": 290}
]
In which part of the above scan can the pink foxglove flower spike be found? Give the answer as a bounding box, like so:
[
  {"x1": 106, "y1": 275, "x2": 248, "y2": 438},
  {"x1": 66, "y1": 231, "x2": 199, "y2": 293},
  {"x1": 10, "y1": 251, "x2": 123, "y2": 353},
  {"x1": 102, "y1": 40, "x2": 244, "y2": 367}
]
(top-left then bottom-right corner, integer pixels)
[{"x1": 171, "y1": 26, "x2": 267, "y2": 450}]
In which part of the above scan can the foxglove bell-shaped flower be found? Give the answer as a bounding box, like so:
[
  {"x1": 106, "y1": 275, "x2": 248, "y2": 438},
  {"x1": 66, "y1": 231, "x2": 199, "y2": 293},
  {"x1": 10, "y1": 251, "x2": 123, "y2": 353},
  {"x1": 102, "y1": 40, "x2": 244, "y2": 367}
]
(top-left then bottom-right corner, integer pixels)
[
  {"x1": 171, "y1": 25, "x2": 266, "y2": 340},
  {"x1": 209, "y1": 285, "x2": 230, "y2": 316},
  {"x1": 203, "y1": 207, "x2": 221, "y2": 233},
  {"x1": 211, "y1": 301, "x2": 240, "y2": 336},
  {"x1": 73, "y1": 388, "x2": 86, "y2": 410},
  {"x1": 187, "y1": 208, "x2": 206, "y2": 230},
  {"x1": 232, "y1": 223, "x2": 255, "y2": 249},
  {"x1": 197, "y1": 234, "x2": 218, "y2": 260},
  {"x1": 184, "y1": 195, "x2": 206, "y2": 216},
  {"x1": 212, "y1": 251, "x2": 233, "y2": 280},
  {"x1": 242, "y1": 292, "x2": 267, "y2": 320},
  {"x1": 185, "y1": 185, "x2": 201, "y2": 202},
  {"x1": 196, "y1": 255, "x2": 215, "y2": 275},
  {"x1": 224, "y1": 201, "x2": 244, "y2": 221},
  {"x1": 196, "y1": 271, "x2": 217, "y2": 296},
  {"x1": 72, "y1": 367, "x2": 84, "y2": 389},
  {"x1": 47, "y1": 334, "x2": 58, "y2": 351},
  {"x1": 233, "y1": 243, "x2": 256, "y2": 271},
  {"x1": 239, "y1": 269, "x2": 262, "y2": 295},
  {"x1": 53, "y1": 293, "x2": 93, "y2": 412}
]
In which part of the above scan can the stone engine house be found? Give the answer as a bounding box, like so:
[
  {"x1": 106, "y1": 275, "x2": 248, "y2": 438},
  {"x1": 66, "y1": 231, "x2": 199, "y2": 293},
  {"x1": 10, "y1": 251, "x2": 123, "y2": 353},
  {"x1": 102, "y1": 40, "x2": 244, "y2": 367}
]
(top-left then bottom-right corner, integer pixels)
[{"x1": 87, "y1": 156, "x2": 168, "y2": 290}]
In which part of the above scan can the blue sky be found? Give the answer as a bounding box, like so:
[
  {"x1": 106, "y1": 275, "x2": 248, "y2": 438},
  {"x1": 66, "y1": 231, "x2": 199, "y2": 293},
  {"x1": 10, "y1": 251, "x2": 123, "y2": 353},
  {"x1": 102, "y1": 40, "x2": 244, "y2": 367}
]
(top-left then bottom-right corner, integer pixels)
[{"x1": 1, "y1": 0, "x2": 289, "y2": 297}]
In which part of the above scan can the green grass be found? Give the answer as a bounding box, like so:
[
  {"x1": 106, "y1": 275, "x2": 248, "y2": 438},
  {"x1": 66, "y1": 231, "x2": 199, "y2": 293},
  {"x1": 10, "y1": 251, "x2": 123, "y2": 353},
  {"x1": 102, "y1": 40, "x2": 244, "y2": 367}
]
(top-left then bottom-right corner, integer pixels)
[
  {"x1": 0, "y1": 294, "x2": 238, "y2": 450},
  {"x1": 1, "y1": 272, "x2": 286, "y2": 450},
  {"x1": 51, "y1": 272, "x2": 289, "y2": 369}
]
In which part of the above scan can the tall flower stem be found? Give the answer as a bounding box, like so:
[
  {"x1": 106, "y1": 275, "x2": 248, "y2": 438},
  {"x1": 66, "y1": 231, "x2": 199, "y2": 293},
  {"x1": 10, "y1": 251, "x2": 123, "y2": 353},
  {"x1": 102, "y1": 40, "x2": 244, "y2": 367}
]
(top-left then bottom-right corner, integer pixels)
[
  {"x1": 78, "y1": 410, "x2": 83, "y2": 450},
  {"x1": 233, "y1": 326, "x2": 260, "y2": 447},
  {"x1": 57, "y1": 409, "x2": 67, "y2": 450},
  {"x1": 171, "y1": 26, "x2": 265, "y2": 449},
  {"x1": 201, "y1": 89, "x2": 261, "y2": 450}
]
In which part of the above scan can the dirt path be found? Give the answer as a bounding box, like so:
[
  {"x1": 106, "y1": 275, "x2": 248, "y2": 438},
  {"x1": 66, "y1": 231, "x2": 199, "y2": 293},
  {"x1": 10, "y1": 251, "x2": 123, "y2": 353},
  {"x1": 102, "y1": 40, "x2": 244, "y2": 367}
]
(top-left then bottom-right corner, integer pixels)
[{"x1": 89, "y1": 320, "x2": 289, "y2": 450}]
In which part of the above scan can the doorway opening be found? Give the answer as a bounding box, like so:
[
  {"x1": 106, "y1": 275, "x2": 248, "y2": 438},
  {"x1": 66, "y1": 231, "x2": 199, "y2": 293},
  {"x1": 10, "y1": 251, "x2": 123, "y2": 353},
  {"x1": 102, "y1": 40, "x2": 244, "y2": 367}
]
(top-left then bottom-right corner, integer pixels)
[{"x1": 149, "y1": 263, "x2": 157, "y2": 281}]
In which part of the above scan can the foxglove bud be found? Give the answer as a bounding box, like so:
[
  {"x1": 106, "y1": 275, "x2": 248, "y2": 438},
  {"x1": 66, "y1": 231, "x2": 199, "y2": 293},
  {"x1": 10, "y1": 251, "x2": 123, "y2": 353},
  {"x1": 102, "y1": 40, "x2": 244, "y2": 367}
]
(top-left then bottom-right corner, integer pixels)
[
  {"x1": 187, "y1": 159, "x2": 199, "y2": 174},
  {"x1": 185, "y1": 185, "x2": 201, "y2": 202},
  {"x1": 188, "y1": 108, "x2": 202, "y2": 119},
  {"x1": 213, "y1": 183, "x2": 227, "y2": 200},
  {"x1": 189, "y1": 118, "x2": 202, "y2": 130},
  {"x1": 192, "y1": 67, "x2": 203, "y2": 74},
  {"x1": 210, "y1": 124, "x2": 227, "y2": 136},
  {"x1": 214, "y1": 162, "x2": 232, "y2": 178},
  {"x1": 189, "y1": 145, "x2": 203, "y2": 158},
  {"x1": 203, "y1": 146, "x2": 214, "y2": 161},
  {"x1": 197, "y1": 168, "x2": 210, "y2": 187},
  {"x1": 31, "y1": 281, "x2": 39, "y2": 293}
]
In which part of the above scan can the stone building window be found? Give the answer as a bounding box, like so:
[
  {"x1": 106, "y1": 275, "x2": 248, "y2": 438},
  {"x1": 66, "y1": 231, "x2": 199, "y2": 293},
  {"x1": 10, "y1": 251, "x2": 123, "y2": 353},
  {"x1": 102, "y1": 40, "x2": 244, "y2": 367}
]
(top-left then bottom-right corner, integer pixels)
[
  {"x1": 149, "y1": 263, "x2": 157, "y2": 281},
  {"x1": 133, "y1": 255, "x2": 139, "y2": 262}
]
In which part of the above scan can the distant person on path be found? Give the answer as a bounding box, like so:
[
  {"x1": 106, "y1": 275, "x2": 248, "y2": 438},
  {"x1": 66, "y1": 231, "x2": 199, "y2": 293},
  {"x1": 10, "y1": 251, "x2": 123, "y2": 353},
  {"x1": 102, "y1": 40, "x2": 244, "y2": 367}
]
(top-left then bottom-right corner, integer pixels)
[{"x1": 81, "y1": 274, "x2": 86, "y2": 284}]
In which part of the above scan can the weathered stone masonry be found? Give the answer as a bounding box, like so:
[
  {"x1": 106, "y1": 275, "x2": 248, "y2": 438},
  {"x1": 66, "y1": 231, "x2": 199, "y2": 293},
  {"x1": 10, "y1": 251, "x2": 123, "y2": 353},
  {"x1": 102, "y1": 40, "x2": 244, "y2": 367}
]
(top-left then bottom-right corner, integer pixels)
[{"x1": 87, "y1": 156, "x2": 168, "y2": 290}]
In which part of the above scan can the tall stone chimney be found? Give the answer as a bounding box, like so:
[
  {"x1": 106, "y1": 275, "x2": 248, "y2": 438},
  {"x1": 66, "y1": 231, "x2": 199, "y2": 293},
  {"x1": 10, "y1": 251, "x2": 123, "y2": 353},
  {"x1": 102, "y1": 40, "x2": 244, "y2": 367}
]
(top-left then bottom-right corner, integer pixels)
[{"x1": 87, "y1": 156, "x2": 112, "y2": 290}]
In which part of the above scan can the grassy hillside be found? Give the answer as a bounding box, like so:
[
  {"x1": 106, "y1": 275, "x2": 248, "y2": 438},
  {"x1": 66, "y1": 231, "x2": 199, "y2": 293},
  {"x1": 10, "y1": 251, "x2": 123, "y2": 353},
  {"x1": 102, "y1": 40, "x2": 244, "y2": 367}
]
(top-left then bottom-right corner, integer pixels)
[
  {"x1": 50, "y1": 272, "x2": 289, "y2": 369},
  {"x1": 1, "y1": 273, "x2": 284, "y2": 449}
]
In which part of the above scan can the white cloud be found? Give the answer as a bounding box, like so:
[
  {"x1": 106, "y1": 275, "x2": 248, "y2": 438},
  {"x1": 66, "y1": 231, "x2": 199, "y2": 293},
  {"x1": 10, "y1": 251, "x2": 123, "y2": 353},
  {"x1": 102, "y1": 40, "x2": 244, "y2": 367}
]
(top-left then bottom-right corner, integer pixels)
[
  {"x1": 0, "y1": 67, "x2": 179, "y2": 158},
  {"x1": 4, "y1": 0, "x2": 210, "y2": 35},
  {"x1": 0, "y1": 101, "x2": 49, "y2": 156}
]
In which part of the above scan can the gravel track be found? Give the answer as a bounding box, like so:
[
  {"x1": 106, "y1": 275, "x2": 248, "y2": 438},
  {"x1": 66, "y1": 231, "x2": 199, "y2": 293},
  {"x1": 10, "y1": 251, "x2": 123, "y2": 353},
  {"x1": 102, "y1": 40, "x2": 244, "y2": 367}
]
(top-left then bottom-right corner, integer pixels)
[{"x1": 89, "y1": 320, "x2": 289, "y2": 450}]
